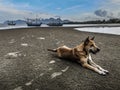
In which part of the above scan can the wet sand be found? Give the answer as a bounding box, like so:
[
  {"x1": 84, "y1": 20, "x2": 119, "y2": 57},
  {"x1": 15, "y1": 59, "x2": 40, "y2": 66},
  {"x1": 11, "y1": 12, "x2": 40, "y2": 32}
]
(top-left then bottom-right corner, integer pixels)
[{"x1": 0, "y1": 27, "x2": 120, "y2": 90}]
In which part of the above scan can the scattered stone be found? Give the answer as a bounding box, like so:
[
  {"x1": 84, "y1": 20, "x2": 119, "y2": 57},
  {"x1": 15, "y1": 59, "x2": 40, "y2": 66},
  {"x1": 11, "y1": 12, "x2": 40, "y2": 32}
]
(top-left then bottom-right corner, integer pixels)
[
  {"x1": 9, "y1": 39, "x2": 15, "y2": 43},
  {"x1": 51, "y1": 72, "x2": 62, "y2": 79},
  {"x1": 37, "y1": 37, "x2": 45, "y2": 40},
  {"x1": 21, "y1": 43, "x2": 28, "y2": 47},
  {"x1": 56, "y1": 41, "x2": 60, "y2": 44},
  {"x1": 49, "y1": 60, "x2": 55, "y2": 64},
  {"x1": 48, "y1": 68, "x2": 53, "y2": 71},
  {"x1": 5, "y1": 52, "x2": 21, "y2": 59},
  {"x1": 31, "y1": 35, "x2": 35, "y2": 37},
  {"x1": 13, "y1": 86, "x2": 23, "y2": 90},
  {"x1": 21, "y1": 37, "x2": 25, "y2": 40},
  {"x1": 39, "y1": 73, "x2": 44, "y2": 77},
  {"x1": 61, "y1": 66, "x2": 69, "y2": 72},
  {"x1": 25, "y1": 79, "x2": 34, "y2": 86},
  {"x1": 35, "y1": 89, "x2": 39, "y2": 90}
]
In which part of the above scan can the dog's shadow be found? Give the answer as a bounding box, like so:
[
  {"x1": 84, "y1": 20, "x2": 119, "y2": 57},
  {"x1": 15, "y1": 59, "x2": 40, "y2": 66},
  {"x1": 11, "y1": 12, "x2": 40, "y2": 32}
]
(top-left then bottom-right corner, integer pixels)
[{"x1": 49, "y1": 53, "x2": 81, "y2": 66}]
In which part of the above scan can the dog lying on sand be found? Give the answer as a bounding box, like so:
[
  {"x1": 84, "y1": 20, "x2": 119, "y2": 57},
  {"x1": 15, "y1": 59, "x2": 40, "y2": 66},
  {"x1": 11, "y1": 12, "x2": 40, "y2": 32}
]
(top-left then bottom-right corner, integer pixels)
[{"x1": 48, "y1": 36, "x2": 109, "y2": 75}]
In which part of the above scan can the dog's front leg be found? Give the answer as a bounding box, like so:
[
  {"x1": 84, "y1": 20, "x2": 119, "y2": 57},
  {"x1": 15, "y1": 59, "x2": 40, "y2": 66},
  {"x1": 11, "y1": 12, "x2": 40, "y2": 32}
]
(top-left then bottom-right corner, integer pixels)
[
  {"x1": 80, "y1": 58, "x2": 106, "y2": 75},
  {"x1": 88, "y1": 54, "x2": 109, "y2": 74}
]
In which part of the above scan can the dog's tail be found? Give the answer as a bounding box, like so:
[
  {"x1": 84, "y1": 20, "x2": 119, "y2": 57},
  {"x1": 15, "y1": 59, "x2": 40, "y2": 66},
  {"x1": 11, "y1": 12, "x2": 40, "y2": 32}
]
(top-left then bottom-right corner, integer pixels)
[{"x1": 47, "y1": 49, "x2": 57, "y2": 52}]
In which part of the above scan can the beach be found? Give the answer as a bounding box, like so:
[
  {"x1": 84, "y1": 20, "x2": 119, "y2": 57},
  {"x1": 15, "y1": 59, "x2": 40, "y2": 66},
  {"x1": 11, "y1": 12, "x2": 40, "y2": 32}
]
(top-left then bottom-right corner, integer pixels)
[{"x1": 0, "y1": 27, "x2": 120, "y2": 90}]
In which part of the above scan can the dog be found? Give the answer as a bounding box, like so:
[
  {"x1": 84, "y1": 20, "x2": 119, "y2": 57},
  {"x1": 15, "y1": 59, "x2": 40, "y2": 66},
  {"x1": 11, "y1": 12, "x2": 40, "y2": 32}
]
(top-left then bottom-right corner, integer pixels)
[{"x1": 48, "y1": 36, "x2": 109, "y2": 75}]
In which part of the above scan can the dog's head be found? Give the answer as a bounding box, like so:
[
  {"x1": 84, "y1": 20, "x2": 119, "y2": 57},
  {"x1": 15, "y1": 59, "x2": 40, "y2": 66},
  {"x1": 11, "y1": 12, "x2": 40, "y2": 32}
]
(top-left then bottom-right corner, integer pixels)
[{"x1": 84, "y1": 36, "x2": 100, "y2": 54}]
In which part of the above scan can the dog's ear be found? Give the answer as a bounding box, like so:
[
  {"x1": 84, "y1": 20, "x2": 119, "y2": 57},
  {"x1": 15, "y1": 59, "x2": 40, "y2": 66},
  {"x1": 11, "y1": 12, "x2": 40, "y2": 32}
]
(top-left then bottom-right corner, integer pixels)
[
  {"x1": 84, "y1": 36, "x2": 89, "y2": 45},
  {"x1": 91, "y1": 36, "x2": 95, "y2": 40}
]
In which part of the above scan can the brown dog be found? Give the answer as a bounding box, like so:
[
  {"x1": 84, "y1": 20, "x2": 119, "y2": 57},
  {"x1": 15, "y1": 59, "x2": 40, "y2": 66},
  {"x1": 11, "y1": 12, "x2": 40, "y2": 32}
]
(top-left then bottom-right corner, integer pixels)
[{"x1": 48, "y1": 36, "x2": 109, "y2": 75}]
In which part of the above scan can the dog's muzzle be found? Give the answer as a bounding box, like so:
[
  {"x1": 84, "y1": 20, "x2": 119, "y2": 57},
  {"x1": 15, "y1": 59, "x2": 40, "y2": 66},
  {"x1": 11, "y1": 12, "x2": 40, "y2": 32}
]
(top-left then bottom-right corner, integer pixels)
[
  {"x1": 89, "y1": 48, "x2": 100, "y2": 54},
  {"x1": 96, "y1": 48, "x2": 100, "y2": 52}
]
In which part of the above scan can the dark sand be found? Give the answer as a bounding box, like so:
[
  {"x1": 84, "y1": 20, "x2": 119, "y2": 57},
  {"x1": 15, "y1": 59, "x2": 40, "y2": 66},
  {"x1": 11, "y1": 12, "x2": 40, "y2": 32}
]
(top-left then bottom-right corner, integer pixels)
[{"x1": 0, "y1": 27, "x2": 120, "y2": 90}]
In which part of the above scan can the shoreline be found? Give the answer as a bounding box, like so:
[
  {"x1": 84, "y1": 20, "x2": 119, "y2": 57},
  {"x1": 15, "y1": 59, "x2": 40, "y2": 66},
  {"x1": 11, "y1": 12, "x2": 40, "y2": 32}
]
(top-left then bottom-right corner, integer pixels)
[
  {"x1": 0, "y1": 26, "x2": 119, "y2": 36},
  {"x1": 0, "y1": 24, "x2": 120, "y2": 36},
  {"x1": 1, "y1": 23, "x2": 120, "y2": 29}
]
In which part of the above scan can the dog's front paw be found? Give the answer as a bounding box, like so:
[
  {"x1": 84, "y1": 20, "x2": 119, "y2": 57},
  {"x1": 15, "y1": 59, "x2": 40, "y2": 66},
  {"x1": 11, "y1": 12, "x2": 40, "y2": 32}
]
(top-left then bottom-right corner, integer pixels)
[
  {"x1": 103, "y1": 70, "x2": 109, "y2": 74},
  {"x1": 99, "y1": 71, "x2": 107, "y2": 76}
]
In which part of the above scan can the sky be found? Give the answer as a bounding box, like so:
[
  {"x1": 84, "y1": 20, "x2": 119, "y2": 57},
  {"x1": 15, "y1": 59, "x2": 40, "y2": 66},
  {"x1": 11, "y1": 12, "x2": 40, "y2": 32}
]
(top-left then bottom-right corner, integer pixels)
[{"x1": 0, "y1": 0, "x2": 120, "y2": 22}]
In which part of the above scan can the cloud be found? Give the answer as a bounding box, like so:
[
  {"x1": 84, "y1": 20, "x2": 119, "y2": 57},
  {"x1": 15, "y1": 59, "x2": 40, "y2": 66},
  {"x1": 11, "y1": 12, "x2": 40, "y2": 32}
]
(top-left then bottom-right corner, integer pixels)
[
  {"x1": 110, "y1": 0, "x2": 120, "y2": 3},
  {"x1": 0, "y1": 5, "x2": 30, "y2": 15},
  {"x1": 56, "y1": 8, "x2": 61, "y2": 10},
  {"x1": 0, "y1": 0, "x2": 55, "y2": 22},
  {"x1": 94, "y1": 10, "x2": 107, "y2": 17},
  {"x1": 62, "y1": 12, "x2": 106, "y2": 22},
  {"x1": 0, "y1": 0, "x2": 31, "y2": 15},
  {"x1": 94, "y1": 9, "x2": 120, "y2": 19},
  {"x1": 60, "y1": 5, "x2": 83, "y2": 13}
]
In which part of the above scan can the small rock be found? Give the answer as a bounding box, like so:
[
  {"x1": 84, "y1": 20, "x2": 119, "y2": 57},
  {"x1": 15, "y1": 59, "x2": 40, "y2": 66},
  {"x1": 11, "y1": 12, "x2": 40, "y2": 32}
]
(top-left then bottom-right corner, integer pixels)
[
  {"x1": 9, "y1": 39, "x2": 15, "y2": 43},
  {"x1": 21, "y1": 43, "x2": 28, "y2": 47},
  {"x1": 25, "y1": 79, "x2": 34, "y2": 86},
  {"x1": 61, "y1": 66, "x2": 69, "y2": 72},
  {"x1": 48, "y1": 68, "x2": 53, "y2": 71},
  {"x1": 13, "y1": 86, "x2": 23, "y2": 90},
  {"x1": 49, "y1": 60, "x2": 55, "y2": 64},
  {"x1": 40, "y1": 73, "x2": 44, "y2": 76},
  {"x1": 37, "y1": 37, "x2": 45, "y2": 40},
  {"x1": 51, "y1": 72, "x2": 62, "y2": 79},
  {"x1": 5, "y1": 52, "x2": 20, "y2": 58},
  {"x1": 21, "y1": 37, "x2": 25, "y2": 40}
]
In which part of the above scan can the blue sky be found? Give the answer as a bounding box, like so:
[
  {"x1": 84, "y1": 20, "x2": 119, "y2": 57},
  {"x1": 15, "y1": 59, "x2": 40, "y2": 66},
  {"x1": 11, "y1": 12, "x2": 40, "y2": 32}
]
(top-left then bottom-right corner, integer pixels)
[{"x1": 0, "y1": 0, "x2": 120, "y2": 22}]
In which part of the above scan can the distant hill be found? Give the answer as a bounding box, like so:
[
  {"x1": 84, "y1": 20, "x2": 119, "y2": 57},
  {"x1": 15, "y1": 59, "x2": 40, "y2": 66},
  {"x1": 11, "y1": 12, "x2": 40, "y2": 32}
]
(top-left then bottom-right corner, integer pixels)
[
  {"x1": 15, "y1": 20, "x2": 26, "y2": 25},
  {"x1": 41, "y1": 18, "x2": 71, "y2": 24},
  {"x1": 3, "y1": 18, "x2": 71, "y2": 25},
  {"x1": 3, "y1": 18, "x2": 120, "y2": 25}
]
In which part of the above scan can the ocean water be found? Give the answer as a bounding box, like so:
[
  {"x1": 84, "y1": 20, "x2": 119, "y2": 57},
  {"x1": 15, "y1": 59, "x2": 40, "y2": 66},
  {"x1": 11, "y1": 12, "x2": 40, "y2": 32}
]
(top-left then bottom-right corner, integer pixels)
[
  {"x1": 0, "y1": 25, "x2": 28, "y2": 30},
  {"x1": 75, "y1": 27, "x2": 120, "y2": 35},
  {"x1": 0, "y1": 24, "x2": 49, "y2": 30},
  {"x1": 0, "y1": 24, "x2": 120, "y2": 35}
]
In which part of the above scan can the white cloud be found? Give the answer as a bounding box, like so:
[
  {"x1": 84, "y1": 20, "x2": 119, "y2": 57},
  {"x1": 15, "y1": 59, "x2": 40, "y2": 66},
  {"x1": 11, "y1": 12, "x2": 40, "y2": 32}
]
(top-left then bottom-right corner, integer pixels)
[
  {"x1": 62, "y1": 12, "x2": 105, "y2": 22},
  {"x1": 110, "y1": 0, "x2": 120, "y2": 3},
  {"x1": 56, "y1": 8, "x2": 61, "y2": 10},
  {"x1": 0, "y1": 1, "x2": 55, "y2": 22},
  {"x1": 0, "y1": 4, "x2": 30, "y2": 15},
  {"x1": 61, "y1": 5, "x2": 83, "y2": 12}
]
